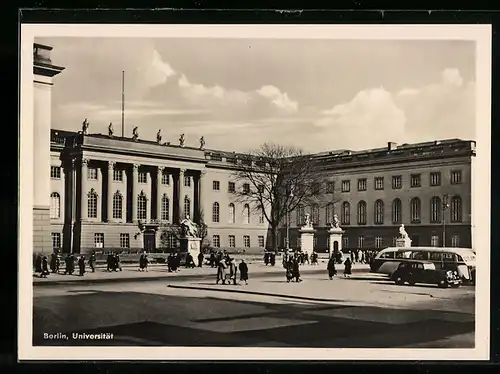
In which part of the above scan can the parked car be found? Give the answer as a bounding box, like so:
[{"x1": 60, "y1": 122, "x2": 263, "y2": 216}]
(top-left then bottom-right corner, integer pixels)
[{"x1": 390, "y1": 260, "x2": 461, "y2": 288}]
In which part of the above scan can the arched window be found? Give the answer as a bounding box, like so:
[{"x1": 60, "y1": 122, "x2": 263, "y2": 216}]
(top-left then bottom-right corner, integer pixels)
[
  {"x1": 161, "y1": 194, "x2": 170, "y2": 221},
  {"x1": 325, "y1": 203, "x2": 334, "y2": 225},
  {"x1": 87, "y1": 189, "x2": 98, "y2": 219},
  {"x1": 341, "y1": 202, "x2": 350, "y2": 225},
  {"x1": 430, "y1": 196, "x2": 442, "y2": 223},
  {"x1": 137, "y1": 192, "x2": 147, "y2": 220},
  {"x1": 228, "y1": 203, "x2": 235, "y2": 223},
  {"x1": 311, "y1": 204, "x2": 320, "y2": 225},
  {"x1": 212, "y1": 202, "x2": 220, "y2": 223},
  {"x1": 50, "y1": 192, "x2": 60, "y2": 219},
  {"x1": 184, "y1": 196, "x2": 191, "y2": 219},
  {"x1": 357, "y1": 201, "x2": 367, "y2": 225},
  {"x1": 410, "y1": 197, "x2": 421, "y2": 223},
  {"x1": 374, "y1": 199, "x2": 384, "y2": 225},
  {"x1": 243, "y1": 204, "x2": 250, "y2": 224},
  {"x1": 392, "y1": 198, "x2": 402, "y2": 224},
  {"x1": 112, "y1": 191, "x2": 122, "y2": 219},
  {"x1": 451, "y1": 195, "x2": 462, "y2": 223},
  {"x1": 296, "y1": 205, "x2": 304, "y2": 226}
]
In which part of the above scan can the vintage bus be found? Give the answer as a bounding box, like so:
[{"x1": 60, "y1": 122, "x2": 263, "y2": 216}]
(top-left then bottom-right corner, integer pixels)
[{"x1": 370, "y1": 247, "x2": 476, "y2": 284}]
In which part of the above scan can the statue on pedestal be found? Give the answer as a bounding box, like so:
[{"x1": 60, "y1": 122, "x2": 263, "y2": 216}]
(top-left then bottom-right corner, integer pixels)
[
  {"x1": 303, "y1": 213, "x2": 312, "y2": 228},
  {"x1": 199, "y1": 136, "x2": 205, "y2": 149},
  {"x1": 156, "y1": 129, "x2": 162, "y2": 143},
  {"x1": 399, "y1": 224, "x2": 409, "y2": 239},
  {"x1": 108, "y1": 122, "x2": 114, "y2": 137},
  {"x1": 82, "y1": 118, "x2": 89, "y2": 135},
  {"x1": 132, "y1": 126, "x2": 139, "y2": 141},
  {"x1": 180, "y1": 214, "x2": 198, "y2": 237},
  {"x1": 330, "y1": 214, "x2": 340, "y2": 229},
  {"x1": 179, "y1": 133, "x2": 185, "y2": 147}
]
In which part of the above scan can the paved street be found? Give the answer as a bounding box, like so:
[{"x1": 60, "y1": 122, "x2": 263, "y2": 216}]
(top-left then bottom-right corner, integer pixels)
[{"x1": 33, "y1": 270, "x2": 475, "y2": 348}]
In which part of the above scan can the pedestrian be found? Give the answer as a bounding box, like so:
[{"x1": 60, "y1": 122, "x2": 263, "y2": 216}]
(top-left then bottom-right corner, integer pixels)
[
  {"x1": 88, "y1": 251, "x2": 96, "y2": 272},
  {"x1": 264, "y1": 251, "x2": 269, "y2": 266},
  {"x1": 41, "y1": 256, "x2": 50, "y2": 278},
  {"x1": 34, "y1": 254, "x2": 43, "y2": 276},
  {"x1": 64, "y1": 254, "x2": 74, "y2": 275},
  {"x1": 344, "y1": 257, "x2": 352, "y2": 278},
  {"x1": 285, "y1": 259, "x2": 294, "y2": 283},
  {"x1": 50, "y1": 252, "x2": 58, "y2": 273},
  {"x1": 350, "y1": 251, "x2": 354, "y2": 263},
  {"x1": 139, "y1": 252, "x2": 149, "y2": 272},
  {"x1": 270, "y1": 252, "x2": 276, "y2": 266},
  {"x1": 198, "y1": 251, "x2": 204, "y2": 268},
  {"x1": 106, "y1": 253, "x2": 113, "y2": 272},
  {"x1": 78, "y1": 255, "x2": 86, "y2": 276},
  {"x1": 115, "y1": 254, "x2": 122, "y2": 272},
  {"x1": 292, "y1": 257, "x2": 302, "y2": 282},
  {"x1": 238, "y1": 259, "x2": 249, "y2": 285},
  {"x1": 229, "y1": 258, "x2": 238, "y2": 285},
  {"x1": 210, "y1": 252, "x2": 216, "y2": 267},
  {"x1": 327, "y1": 256, "x2": 337, "y2": 280},
  {"x1": 355, "y1": 249, "x2": 359, "y2": 263},
  {"x1": 216, "y1": 258, "x2": 227, "y2": 284},
  {"x1": 304, "y1": 251, "x2": 310, "y2": 265}
]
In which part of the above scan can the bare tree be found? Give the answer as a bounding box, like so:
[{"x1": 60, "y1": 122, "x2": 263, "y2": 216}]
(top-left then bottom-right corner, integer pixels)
[{"x1": 232, "y1": 143, "x2": 324, "y2": 252}]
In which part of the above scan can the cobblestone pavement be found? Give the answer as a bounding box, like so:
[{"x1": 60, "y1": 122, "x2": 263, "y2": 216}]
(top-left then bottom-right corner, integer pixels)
[{"x1": 33, "y1": 272, "x2": 475, "y2": 348}]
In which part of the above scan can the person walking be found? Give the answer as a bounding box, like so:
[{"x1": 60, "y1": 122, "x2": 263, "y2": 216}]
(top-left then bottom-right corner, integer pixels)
[
  {"x1": 34, "y1": 254, "x2": 43, "y2": 276},
  {"x1": 41, "y1": 256, "x2": 50, "y2": 278},
  {"x1": 292, "y1": 257, "x2": 302, "y2": 282},
  {"x1": 50, "y1": 252, "x2": 58, "y2": 273},
  {"x1": 229, "y1": 258, "x2": 238, "y2": 285},
  {"x1": 64, "y1": 254, "x2": 75, "y2": 275},
  {"x1": 327, "y1": 256, "x2": 337, "y2": 280},
  {"x1": 216, "y1": 259, "x2": 227, "y2": 285},
  {"x1": 238, "y1": 259, "x2": 249, "y2": 285},
  {"x1": 198, "y1": 251, "x2": 204, "y2": 268},
  {"x1": 78, "y1": 255, "x2": 86, "y2": 276},
  {"x1": 88, "y1": 251, "x2": 97, "y2": 273},
  {"x1": 344, "y1": 257, "x2": 352, "y2": 278}
]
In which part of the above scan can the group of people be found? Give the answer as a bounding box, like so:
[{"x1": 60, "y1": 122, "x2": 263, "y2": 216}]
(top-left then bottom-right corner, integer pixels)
[
  {"x1": 106, "y1": 253, "x2": 122, "y2": 272},
  {"x1": 208, "y1": 250, "x2": 230, "y2": 268},
  {"x1": 34, "y1": 251, "x2": 93, "y2": 277},
  {"x1": 327, "y1": 255, "x2": 353, "y2": 279},
  {"x1": 216, "y1": 256, "x2": 249, "y2": 285},
  {"x1": 263, "y1": 251, "x2": 277, "y2": 266},
  {"x1": 283, "y1": 252, "x2": 303, "y2": 283}
]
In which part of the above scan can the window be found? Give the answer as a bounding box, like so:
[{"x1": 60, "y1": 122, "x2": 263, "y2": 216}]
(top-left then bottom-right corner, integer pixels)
[
  {"x1": 243, "y1": 183, "x2": 250, "y2": 194},
  {"x1": 184, "y1": 175, "x2": 191, "y2": 187},
  {"x1": 411, "y1": 251, "x2": 427, "y2": 260},
  {"x1": 430, "y1": 172, "x2": 441, "y2": 186},
  {"x1": 94, "y1": 233, "x2": 104, "y2": 248},
  {"x1": 137, "y1": 193, "x2": 147, "y2": 220},
  {"x1": 451, "y1": 170, "x2": 462, "y2": 184},
  {"x1": 341, "y1": 180, "x2": 350, "y2": 192},
  {"x1": 357, "y1": 201, "x2": 367, "y2": 225},
  {"x1": 161, "y1": 195, "x2": 170, "y2": 221},
  {"x1": 87, "y1": 189, "x2": 98, "y2": 219},
  {"x1": 167, "y1": 233, "x2": 176, "y2": 248},
  {"x1": 429, "y1": 251, "x2": 441, "y2": 261},
  {"x1": 430, "y1": 196, "x2": 442, "y2": 223},
  {"x1": 228, "y1": 203, "x2": 235, "y2": 223},
  {"x1": 374, "y1": 177, "x2": 384, "y2": 190},
  {"x1": 391, "y1": 198, "x2": 402, "y2": 224},
  {"x1": 259, "y1": 213, "x2": 265, "y2": 224},
  {"x1": 311, "y1": 204, "x2": 320, "y2": 225},
  {"x1": 342, "y1": 236, "x2": 349, "y2": 248},
  {"x1": 358, "y1": 236, "x2": 365, "y2": 248},
  {"x1": 212, "y1": 202, "x2": 220, "y2": 223},
  {"x1": 392, "y1": 175, "x2": 402, "y2": 189},
  {"x1": 374, "y1": 200, "x2": 384, "y2": 225},
  {"x1": 120, "y1": 233, "x2": 130, "y2": 248},
  {"x1": 88, "y1": 167, "x2": 98, "y2": 180},
  {"x1": 138, "y1": 171, "x2": 147, "y2": 184},
  {"x1": 184, "y1": 196, "x2": 191, "y2": 218},
  {"x1": 50, "y1": 166, "x2": 61, "y2": 179},
  {"x1": 410, "y1": 197, "x2": 421, "y2": 223},
  {"x1": 112, "y1": 192, "x2": 122, "y2": 219},
  {"x1": 243, "y1": 204, "x2": 250, "y2": 224},
  {"x1": 451, "y1": 195, "x2": 462, "y2": 222},
  {"x1": 229, "y1": 235, "x2": 235, "y2": 248},
  {"x1": 228, "y1": 182, "x2": 235, "y2": 193},
  {"x1": 213, "y1": 181, "x2": 220, "y2": 191},
  {"x1": 258, "y1": 236, "x2": 265, "y2": 248},
  {"x1": 431, "y1": 235, "x2": 439, "y2": 247},
  {"x1": 410, "y1": 174, "x2": 421, "y2": 188},
  {"x1": 325, "y1": 203, "x2": 334, "y2": 224},
  {"x1": 326, "y1": 182, "x2": 335, "y2": 194},
  {"x1": 375, "y1": 236, "x2": 384, "y2": 248},
  {"x1": 212, "y1": 235, "x2": 220, "y2": 248},
  {"x1": 243, "y1": 235, "x2": 250, "y2": 248},
  {"x1": 443, "y1": 252, "x2": 457, "y2": 262},
  {"x1": 113, "y1": 168, "x2": 123, "y2": 182},
  {"x1": 357, "y1": 178, "x2": 367, "y2": 191},
  {"x1": 161, "y1": 172, "x2": 170, "y2": 185},
  {"x1": 51, "y1": 233, "x2": 61, "y2": 249},
  {"x1": 311, "y1": 183, "x2": 321, "y2": 194},
  {"x1": 50, "y1": 192, "x2": 60, "y2": 219},
  {"x1": 451, "y1": 235, "x2": 460, "y2": 247},
  {"x1": 257, "y1": 184, "x2": 265, "y2": 194},
  {"x1": 396, "y1": 250, "x2": 412, "y2": 259},
  {"x1": 296, "y1": 205, "x2": 304, "y2": 226},
  {"x1": 341, "y1": 202, "x2": 350, "y2": 225},
  {"x1": 380, "y1": 251, "x2": 395, "y2": 259}
]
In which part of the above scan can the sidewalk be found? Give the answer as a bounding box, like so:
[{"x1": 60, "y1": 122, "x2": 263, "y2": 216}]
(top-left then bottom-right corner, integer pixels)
[{"x1": 33, "y1": 262, "x2": 371, "y2": 287}]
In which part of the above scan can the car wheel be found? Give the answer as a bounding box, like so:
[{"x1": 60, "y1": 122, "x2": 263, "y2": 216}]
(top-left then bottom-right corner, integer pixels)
[
  {"x1": 407, "y1": 273, "x2": 415, "y2": 286},
  {"x1": 438, "y1": 280, "x2": 448, "y2": 288},
  {"x1": 450, "y1": 283, "x2": 460, "y2": 288},
  {"x1": 394, "y1": 277, "x2": 404, "y2": 285}
]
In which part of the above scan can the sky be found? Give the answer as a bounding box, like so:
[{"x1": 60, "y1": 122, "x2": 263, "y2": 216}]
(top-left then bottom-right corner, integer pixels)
[{"x1": 37, "y1": 37, "x2": 476, "y2": 153}]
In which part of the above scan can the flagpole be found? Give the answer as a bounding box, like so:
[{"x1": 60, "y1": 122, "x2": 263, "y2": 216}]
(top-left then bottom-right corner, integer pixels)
[{"x1": 121, "y1": 71, "x2": 125, "y2": 137}]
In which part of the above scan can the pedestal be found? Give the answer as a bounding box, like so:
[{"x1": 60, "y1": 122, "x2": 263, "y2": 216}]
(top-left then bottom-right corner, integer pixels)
[
  {"x1": 299, "y1": 227, "x2": 315, "y2": 252},
  {"x1": 396, "y1": 237, "x2": 412, "y2": 248},
  {"x1": 328, "y1": 227, "x2": 344, "y2": 258},
  {"x1": 179, "y1": 236, "x2": 201, "y2": 259}
]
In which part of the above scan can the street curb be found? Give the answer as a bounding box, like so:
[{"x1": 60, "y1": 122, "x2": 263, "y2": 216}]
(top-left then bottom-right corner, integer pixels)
[
  {"x1": 33, "y1": 266, "x2": 370, "y2": 287},
  {"x1": 167, "y1": 284, "x2": 346, "y2": 303}
]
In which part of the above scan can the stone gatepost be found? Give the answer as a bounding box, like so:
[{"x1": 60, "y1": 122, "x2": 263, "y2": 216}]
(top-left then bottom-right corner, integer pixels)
[
  {"x1": 328, "y1": 226, "x2": 345, "y2": 258},
  {"x1": 299, "y1": 226, "x2": 316, "y2": 253}
]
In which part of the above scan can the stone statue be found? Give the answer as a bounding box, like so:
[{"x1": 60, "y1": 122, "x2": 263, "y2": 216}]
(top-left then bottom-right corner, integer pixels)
[
  {"x1": 180, "y1": 214, "x2": 198, "y2": 237},
  {"x1": 132, "y1": 126, "x2": 139, "y2": 141},
  {"x1": 108, "y1": 122, "x2": 114, "y2": 137},
  {"x1": 156, "y1": 129, "x2": 162, "y2": 143},
  {"x1": 199, "y1": 136, "x2": 205, "y2": 149},
  {"x1": 82, "y1": 118, "x2": 89, "y2": 134},
  {"x1": 179, "y1": 133, "x2": 185, "y2": 147},
  {"x1": 304, "y1": 213, "x2": 312, "y2": 228},
  {"x1": 331, "y1": 214, "x2": 340, "y2": 229},
  {"x1": 399, "y1": 224, "x2": 409, "y2": 239}
]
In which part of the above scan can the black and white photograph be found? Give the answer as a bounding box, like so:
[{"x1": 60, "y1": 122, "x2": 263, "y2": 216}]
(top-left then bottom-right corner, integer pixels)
[{"x1": 19, "y1": 24, "x2": 491, "y2": 361}]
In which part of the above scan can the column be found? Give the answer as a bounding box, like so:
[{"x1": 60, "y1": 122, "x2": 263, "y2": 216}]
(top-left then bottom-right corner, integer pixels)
[
  {"x1": 157, "y1": 166, "x2": 164, "y2": 221},
  {"x1": 178, "y1": 168, "x2": 185, "y2": 222},
  {"x1": 80, "y1": 158, "x2": 88, "y2": 220},
  {"x1": 132, "y1": 164, "x2": 139, "y2": 222},
  {"x1": 107, "y1": 161, "x2": 115, "y2": 222},
  {"x1": 146, "y1": 169, "x2": 152, "y2": 222},
  {"x1": 197, "y1": 170, "x2": 206, "y2": 224}
]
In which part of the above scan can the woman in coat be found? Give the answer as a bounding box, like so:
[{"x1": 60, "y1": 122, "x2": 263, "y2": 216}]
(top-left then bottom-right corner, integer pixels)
[
  {"x1": 34, "y1": 255, "x2": 43, "y2": 276},
  {"x1": 344, "y1": 257, "x2": 352, "y2": 277},
  {"x1": 238, "y1": 259, "x2": 249, "y2": 285},
  {"x1": 41, "y1": 256, "x2": 50, "y2": 278},
  {"x1": 88, "y1": 252, "x2": 97, "y2": 273},
  {"x1": 229, "y1": 258, "x2": 238, "y2": 285},
  {"x1": 78, "y1": 256, "x2": 86, "y2": 276},
  {"x1": 327, "y1": 257, "x2": 337, "y2": 280},
  {"x1": 216, "y1": 259, "x2": 227, "y2": 284}
]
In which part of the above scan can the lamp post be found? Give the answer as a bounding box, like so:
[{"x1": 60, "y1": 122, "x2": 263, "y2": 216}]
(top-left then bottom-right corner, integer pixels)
[
  {"x1": 442, "y1": 194, "x2": 449, "y2": 247},
  {"x1": 286, "y1": 186, "x2": 294, "y2": 250}
]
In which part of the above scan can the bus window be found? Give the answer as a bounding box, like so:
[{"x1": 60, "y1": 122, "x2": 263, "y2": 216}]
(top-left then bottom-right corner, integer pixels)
[
  {"x1": 429, "y1": 252, "x2": 442, "y2": 261},
  {"x1": 411, "y1": 251, "x2": 428, "y2": 260},
  {"x1": 443, "y1": 252, "x2": 457, "y2": 262},
  {"x1": 380, "y1": 251, "x2": 395, "y2": 259},
  {"x1": 395, "y1": 250, "x2": 411, "y2": 259}
]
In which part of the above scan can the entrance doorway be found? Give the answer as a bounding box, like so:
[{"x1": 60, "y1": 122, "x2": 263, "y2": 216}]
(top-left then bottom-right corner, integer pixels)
[{"x1": 143, "y1": 231, "x2": 156, "y2": 252}]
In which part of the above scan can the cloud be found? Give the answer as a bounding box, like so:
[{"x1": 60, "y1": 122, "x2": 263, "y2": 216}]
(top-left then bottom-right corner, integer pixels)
[{"x1": 256, "y1": 85, "x2": 298, "y2": 113}]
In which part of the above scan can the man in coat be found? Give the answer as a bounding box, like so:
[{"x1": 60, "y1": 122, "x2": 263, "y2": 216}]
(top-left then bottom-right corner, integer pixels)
[
  {"x1": 327, "y1": 256, "x2": 337, "y2": 280},
  {"x1": 216, "y1": 259, "x2": 227, "y2": 284},
  {"x1": 238, "y1": 259, "x2": 249, "y2": 285},
  {"x1": 198, "y1": 251, "x2": 204, "y2": 268},
  {"x1": 229, "y1": 258, "x2": 238, "y2": 285},
  {"x1": 78, "y1": 255, "x2": 86, "y2": 276}
]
